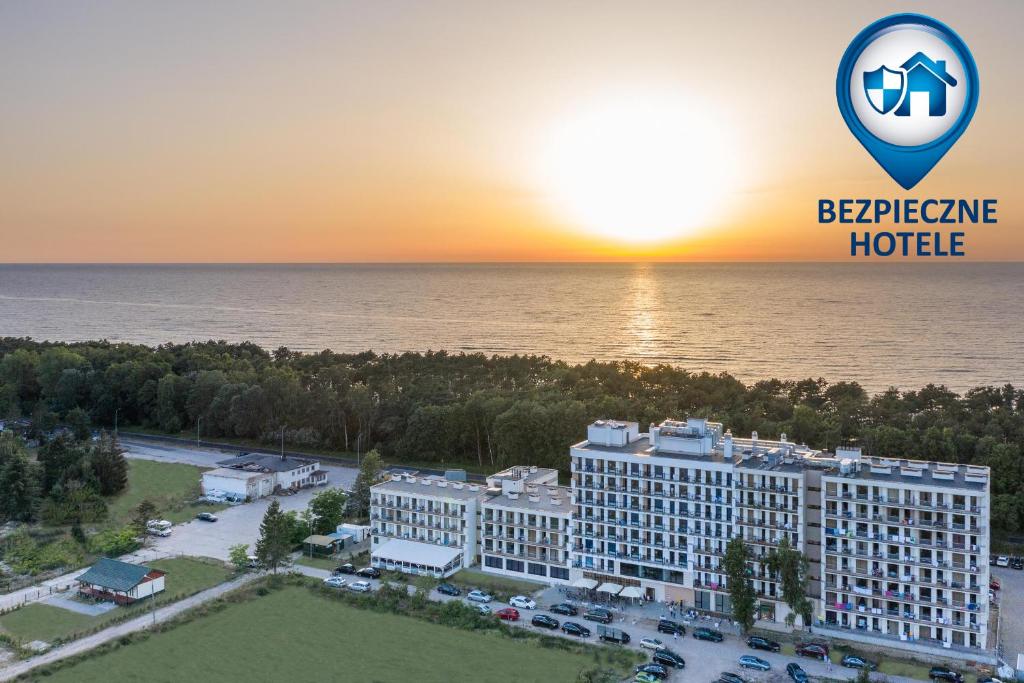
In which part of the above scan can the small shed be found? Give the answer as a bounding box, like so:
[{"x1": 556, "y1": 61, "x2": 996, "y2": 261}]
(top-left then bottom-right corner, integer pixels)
[
  {"x1": 302, "y1": 534, "x2": 342, "y2": 558},
  {"x1": 77, "y1": 558, "x2": 165, "y2": 604}
]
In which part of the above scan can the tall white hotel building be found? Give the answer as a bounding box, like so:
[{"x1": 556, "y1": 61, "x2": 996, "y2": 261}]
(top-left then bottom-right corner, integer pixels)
[{"x1": 569, "y1": 418, "x2": 992, "y2": 660}]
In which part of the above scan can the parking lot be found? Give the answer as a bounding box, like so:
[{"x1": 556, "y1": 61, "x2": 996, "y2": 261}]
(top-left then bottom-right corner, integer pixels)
[
  {"x1": 123, "y1": 439, "x2": 358, "y2": 561},
  {"x1": 307, "y1": 568, "x2": 921, "y2": 683},
  {"x1": 991, "y1": 564, "x2": 1023, "y2": 660}
]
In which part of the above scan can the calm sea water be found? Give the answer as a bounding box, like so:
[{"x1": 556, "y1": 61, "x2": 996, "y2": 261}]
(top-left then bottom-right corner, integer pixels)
[{"x1": 1, "y1": 263, "x2": 1021, "y2": 393}]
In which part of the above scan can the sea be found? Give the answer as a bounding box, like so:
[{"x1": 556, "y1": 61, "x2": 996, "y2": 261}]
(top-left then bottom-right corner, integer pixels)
[{"x1": 1, "y1": 263, "x2": 1022, "y2": 394}]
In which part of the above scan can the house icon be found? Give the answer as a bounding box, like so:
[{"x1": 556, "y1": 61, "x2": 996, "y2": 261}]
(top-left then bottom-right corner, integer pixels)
[{"x1": 894, "y1": 51, "x2": 957, "y2": 117}]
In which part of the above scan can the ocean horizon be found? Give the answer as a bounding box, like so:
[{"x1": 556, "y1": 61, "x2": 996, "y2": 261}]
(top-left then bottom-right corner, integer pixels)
[{"x1": 2, "y1": 262, "x2": 1022, "y2": 394}]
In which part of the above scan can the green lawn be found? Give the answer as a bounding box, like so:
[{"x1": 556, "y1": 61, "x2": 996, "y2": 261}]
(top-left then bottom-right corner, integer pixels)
[
  {"x1": 106, "y1": 460, "x2": 226, "y2": 526},
  {"x1": 293, "y1": 555, "x2": 338, "y2": 571},
  {"x1": 37, "y1": 586, "x2": 607, "y2": 682},
  {"x1": 449, "y1": 568, "x2": 547, "y2": 600},
  {"x1": 0, "y1": 557, "x2": 231, "y2": 644},
  {"x1": 878, "y1": 659, "x2": 939, "y2": 680}
]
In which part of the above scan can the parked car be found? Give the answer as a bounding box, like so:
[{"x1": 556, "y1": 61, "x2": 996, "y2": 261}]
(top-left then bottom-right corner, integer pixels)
[
  {"x1": 693, "y1": 627, "x2": 724, "y2": 642},
  {"x1": 634, "y1": 673, "x2": 660, "y2": 683},
  {"x1": 496, "y1": 607, "x2": 520, "y2": 621},
  {"x1": 995, "y1": 556, "x2": 1009, "y2": 567},
  {"x1": 467, "y1": 590, "x2": 493, "y2": 603},
  {"x1": 739, "y1": 655, "x2": 771, "y2": 672},
  {"x1": 634, "y1": 663, "x2": 668, "y2": 680},
  {"x1": 1011, "y1": 556, "x2": 1024, "y2": 570},
  {"x1": 990, "y1": 555, "x2": 998, "y2": 566},
  {"x1": 652, "y1": 649, "x2": 685, "y2": 668},
  {"x1": 333, "y1": 563, "x2": 356, "y2": 575},
  {"x1": 549, "y1": 603, "x2": 578, "y2": 616},
  {"x1": 718, "y1": 673, "x2": 747, "y2": 683},
  {"x1": 322, "y1": 576, "x2": 346, "y2": 588},
  {"x1": 347, "y1": 580, "x2": 372, "y2": 593},
  {"x1": 841, "y1": 655, "x2": 875, "y2": 670},
  {"x1": 531, "y1": 614, "x2": 559, "y2": 630},
  {"x1": 561, "y1": 621, "x2": 590, "y2": 637},
  {"x1": 583, "y1": 607, "x2": 612, "y2": 624},
  {"x1": 639, "y1": 637, "x2": 665, "y2": 651},
  {"x1": 787, "y1": 663, "x2": 809, "y2": 683},
  {"x1": 472, "y1": 603, "x2": 490, "y2": 615},
  {"x1": 436, "y1": 582, "x2": 461, "y2": 596},
  {"x1": 746, "y1": 636, "x2": 780, "y2": 652},
  {"x1": 195, "y1": 512, "x2": 218, "y2": 522},
  {"x1": 656, "y1": 619, "x2": 685, "y2": 636},
  {"x1": 509, "y1": 595, "x2": 536, "y2": 610},
  {"x1": 356, "y1": 567, "x2": 381, "y2": 579},
  {"x1": 596, "y1": 625, "x2": 631, "y2": 644},
  {"x1": 929, "y1": 666, "x2": 964, "y2": 683},
  {"x1": 795, "y1": 642, "x2": 829, "y2": 658}
]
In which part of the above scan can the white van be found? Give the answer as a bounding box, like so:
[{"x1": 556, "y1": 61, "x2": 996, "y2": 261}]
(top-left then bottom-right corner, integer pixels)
[{"x1": 146, "y1": 519, "x2": 173, "y2": 537}]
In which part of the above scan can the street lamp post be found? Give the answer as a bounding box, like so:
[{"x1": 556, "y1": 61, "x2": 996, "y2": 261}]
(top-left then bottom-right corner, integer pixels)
[{"x1": 196, "y1": 416, "x2": 202, "y2": 448}]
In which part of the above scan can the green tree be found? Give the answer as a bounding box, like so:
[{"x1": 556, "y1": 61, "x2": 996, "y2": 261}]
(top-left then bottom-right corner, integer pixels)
[
  {"x1": 0, "y1": 446, "x2": 39, "y2": 520},
  {"x1": 65, "y1": 407, "x2": 92, "y2": 440},
  {"x1": 766, "y1": 535, "x2": 812, "y2": 628},
  {"x1": 131, "y1": 498, "x2": 158, "y2": 536},
  {"x1": 89, "y1": 432, "x2": 129, "y2": 495},
  {"x1": 307, "y1": 487, "x2": 348, "y2": 535},
  {"x1": 350, "y1": 449, "x2": 384, "y2": 519},
  {"x1": 229, "y1": 543, "x2": 251, "y2": 572},
  {"x1": 255, "y1": 500, "x2": 293, "y2": 573},
  {"x1": 724, "y1": 536, "x2": 756, "y2": 633}
]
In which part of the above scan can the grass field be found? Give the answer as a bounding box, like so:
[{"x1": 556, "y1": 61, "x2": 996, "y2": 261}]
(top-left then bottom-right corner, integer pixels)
[
  {"x1": 0, "y1": 557, "x2": 231, "y2": 644},
  {"x1": 36, "y1": 586, "x2": 608, "y2": 682},
  {"x1": 293, "y1": 555, "x2": 338, "y2": 571},
  {"x1": 106, "y1": 460, "x2": 226, "y2": 526},
  {"x1": 449, "y1": 568, "x2": 547, "y2": 600}
]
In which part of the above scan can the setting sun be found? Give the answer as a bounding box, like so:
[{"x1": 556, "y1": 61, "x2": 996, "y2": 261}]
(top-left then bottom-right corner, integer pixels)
[{"x1": 536, "y1": 92, "x2": 739, "y2": 243}]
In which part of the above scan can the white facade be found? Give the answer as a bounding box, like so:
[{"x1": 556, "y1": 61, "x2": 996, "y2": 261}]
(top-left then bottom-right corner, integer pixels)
[
  {"x1": 203, "y1": 454, "x2": 325, "y2": 500},
  {"x1": 202, "y1": 468, "x2": 275, "y2": 499},
  {"x1": 370, "y1": 474, "x2": 481, "y2": 576},
  {"x1": 480, "y1": 466, "x2": 573, "y2": 584},
  {"x1": 570, "y1": 417, "x2": 992, "y2": 658}
]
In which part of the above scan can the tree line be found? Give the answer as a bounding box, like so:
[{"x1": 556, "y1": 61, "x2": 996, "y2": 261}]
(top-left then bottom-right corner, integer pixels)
[{"x1": 1, "y1": 337, "x2": 1022, "y2": 535}]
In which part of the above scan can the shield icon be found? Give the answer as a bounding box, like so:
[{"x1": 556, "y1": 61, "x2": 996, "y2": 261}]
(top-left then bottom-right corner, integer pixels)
[{"x1": 863, "y1": 66, "x2": 905, "y2": 115}]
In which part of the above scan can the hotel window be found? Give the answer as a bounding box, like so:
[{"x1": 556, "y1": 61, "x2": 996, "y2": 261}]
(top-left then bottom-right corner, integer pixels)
[
  {"x1": 550, "y1": 567, "x2": 569, "y2": 580},
  {"x1": 505, "y1": 559, "x2": 524, "y2": 573},
  {"x1": 485, "y1": 555, "x2": 502, "y2": 569},
  {"x1": 528, "y1": 563, "x2": 547, "y2": 577}
]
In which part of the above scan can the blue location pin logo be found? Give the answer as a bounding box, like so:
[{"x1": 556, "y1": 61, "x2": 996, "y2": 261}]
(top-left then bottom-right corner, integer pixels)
[{"x1": 836, "y1": 14, "x2": 979, "y2": 190}]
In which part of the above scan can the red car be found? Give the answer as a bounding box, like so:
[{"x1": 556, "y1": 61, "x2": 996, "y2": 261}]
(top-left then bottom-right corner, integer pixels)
[
  {"x1": 795, "y1": 642, "x2": 829, "y2": 659},
  {"x1": 989, "y1": 579, "x2": 1000, "y2": 591},
  {"x1": 496, "y1": 607, "x2": 520, "y2": 621}
]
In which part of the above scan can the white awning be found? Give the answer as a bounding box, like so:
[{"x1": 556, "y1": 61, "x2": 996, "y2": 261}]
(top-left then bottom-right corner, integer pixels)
[
  {"x1": 596, "y1": 582, "x2": 623, "y2": 595},
  {"x1": 618, "y1": 586, "x2": 643, "y2": 599},
  {"x1": 371, "y1": 538, "x2": 461, "y2": 569},
  {"x1": 571, "y1": 577, "x2": 598, "y2": 590}
]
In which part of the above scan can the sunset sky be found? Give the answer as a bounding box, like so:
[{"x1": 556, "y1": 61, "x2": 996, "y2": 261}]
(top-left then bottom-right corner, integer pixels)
[{"x1": 1, "y1": 1, "x2": 1020, "y2": 262}]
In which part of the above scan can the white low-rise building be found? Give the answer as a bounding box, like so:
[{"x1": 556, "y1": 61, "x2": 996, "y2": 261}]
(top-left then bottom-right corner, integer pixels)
[{"x1": 201, "y1": 452, "x2": 325, "y2": 501}]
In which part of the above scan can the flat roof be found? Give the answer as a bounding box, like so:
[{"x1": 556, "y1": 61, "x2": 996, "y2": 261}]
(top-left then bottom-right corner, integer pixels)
[
  {"x1": 203, "y1": 467, "x2": 269, "y2": 480},
  {"x1": 215, "y1": 453, "x2": 316, "y2": 473},
  {"x1": 825, "y1": 461, "x2": 986, "y2": 491},
  {"x1": 373, "y1": 476, "x2": 483, "y2": 501},
  {"x1": 483, "y1": 486, "x2": 572, "y2": 514},
  {"x1": 372, "y1": 538, "x2": 461, "y2": 567},
  {"x1": 574, "y1": 435, "x2": 734, "y2": 465}
]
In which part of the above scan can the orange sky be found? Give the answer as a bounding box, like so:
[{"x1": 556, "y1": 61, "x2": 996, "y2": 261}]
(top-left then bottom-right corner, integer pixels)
[{"x1": 0, "y1": 1, "x2": 1020, "y2": 262}]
